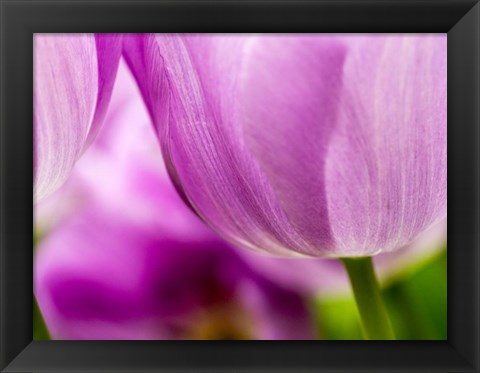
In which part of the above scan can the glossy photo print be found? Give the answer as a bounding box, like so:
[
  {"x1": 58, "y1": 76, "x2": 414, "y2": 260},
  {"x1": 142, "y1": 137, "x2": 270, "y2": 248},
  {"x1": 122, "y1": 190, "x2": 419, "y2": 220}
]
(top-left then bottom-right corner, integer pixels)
[{"x1": 33, "y1": 34, "x2": 447, "y2": 340}]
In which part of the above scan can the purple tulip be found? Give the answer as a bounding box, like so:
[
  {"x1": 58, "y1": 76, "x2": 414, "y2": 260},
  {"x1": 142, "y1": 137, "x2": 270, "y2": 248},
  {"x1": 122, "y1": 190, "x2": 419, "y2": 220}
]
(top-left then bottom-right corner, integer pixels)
[
  {"x1": 34, "y1": 34, "x2": 122, "y2": 201},
  {"x1": 124, "y1": 34, "x2": 446, "y2": 258},
  {"x1": 34, "y1": 61, "x2": 315, "y2": 340}
]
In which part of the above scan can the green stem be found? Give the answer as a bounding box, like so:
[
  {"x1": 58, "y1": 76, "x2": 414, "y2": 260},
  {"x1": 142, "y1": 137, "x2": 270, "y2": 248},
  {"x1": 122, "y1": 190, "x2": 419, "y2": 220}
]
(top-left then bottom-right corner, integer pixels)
[{"x1": 342, "y1": 256, "x2": 395, "y2": 340}]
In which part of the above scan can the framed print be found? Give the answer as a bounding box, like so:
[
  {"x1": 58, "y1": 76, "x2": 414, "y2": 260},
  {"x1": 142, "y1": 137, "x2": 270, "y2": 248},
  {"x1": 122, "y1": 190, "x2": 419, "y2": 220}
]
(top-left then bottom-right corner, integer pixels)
[{"x1": 1, "y1": 0, "x2": 479, "y2": 372}]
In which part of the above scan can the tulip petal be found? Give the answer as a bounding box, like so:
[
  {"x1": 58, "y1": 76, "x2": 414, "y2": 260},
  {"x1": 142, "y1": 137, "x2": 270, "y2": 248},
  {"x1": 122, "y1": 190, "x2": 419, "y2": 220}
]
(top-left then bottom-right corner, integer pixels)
[
  {"x1": 125, "y1": 34, "x2": 446, "y2": 258},
  {"x1": 236, "y1": 36, "x2": 346, "y2": 253},
  {"x1": 34, "y1": 34, "x2": 98, "y2": 201},
  {"x1": 325, "y1": 35, "x2": 447, "y2": 255},
  {"x1": 125, "y1": 35, "x2": 347, "y2": 256},
  {"x1": 34, "y1": 34, "x2": 121, "y2": 202},
  {"x1": 124, "y1": 34, "x2": 294, "y2": 255},
  {"x1": 123, "y1": 35, "x2": 193, "y2": 207},
  {"x1": 84, "y1": 34, "x2": 123, "y2": 146},
  {"x1": 122, "y1": 34, "x2": 170, "y2": 130}
]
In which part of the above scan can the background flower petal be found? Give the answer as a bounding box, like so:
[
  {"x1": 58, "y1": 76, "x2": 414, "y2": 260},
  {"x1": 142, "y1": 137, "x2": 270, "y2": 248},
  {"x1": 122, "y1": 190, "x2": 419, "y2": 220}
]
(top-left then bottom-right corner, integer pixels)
[
  {"x1": 34, "y1": 34, "x2": 98, "y2": 201},
  {"x1": 35, "y1": 208, "x2": 315, "y2": 340},
  {"x1": 34, "y1": 34, "x2": 121, "y2": 202}
]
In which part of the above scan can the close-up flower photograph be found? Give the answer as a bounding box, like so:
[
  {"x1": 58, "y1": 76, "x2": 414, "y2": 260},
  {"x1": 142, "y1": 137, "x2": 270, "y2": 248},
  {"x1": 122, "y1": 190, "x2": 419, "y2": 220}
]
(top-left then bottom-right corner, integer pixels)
[
  {"x1": 33, "y1": 33, "x2": 447, "y2": 341},
  {"x1": 2, "y1": 0, "x2": 480, "y2": 371}
]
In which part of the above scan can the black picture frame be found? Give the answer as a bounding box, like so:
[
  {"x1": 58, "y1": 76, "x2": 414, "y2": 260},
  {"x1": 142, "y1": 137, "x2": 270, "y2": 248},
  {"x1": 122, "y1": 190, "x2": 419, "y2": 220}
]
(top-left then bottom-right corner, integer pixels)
[{"x1": 1, "y1": 0, "x2": 479, "y2": 371}]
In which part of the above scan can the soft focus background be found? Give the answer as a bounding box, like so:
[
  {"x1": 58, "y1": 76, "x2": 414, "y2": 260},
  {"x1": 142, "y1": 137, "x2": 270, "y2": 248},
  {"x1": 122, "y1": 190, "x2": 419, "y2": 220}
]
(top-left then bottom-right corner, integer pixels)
[{"x1": 33, "y1": 56, "x2": 447, "y2": 341}]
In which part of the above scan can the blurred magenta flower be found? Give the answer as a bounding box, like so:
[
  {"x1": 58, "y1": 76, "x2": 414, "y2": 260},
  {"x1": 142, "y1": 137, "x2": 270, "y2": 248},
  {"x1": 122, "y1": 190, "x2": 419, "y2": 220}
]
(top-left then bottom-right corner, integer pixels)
[
  {"x1": 34, "y1": 34, "x2": 122, "y2": 201},
  {"x1": 124, "y1": 34, "x2": 446, "y2": 258},
  {"x1": 35, "y1": 210, "x2": 315, "y2": 340},
  {"x1": 34, "y1": 61, "x2": 315, "y2": 340}
]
